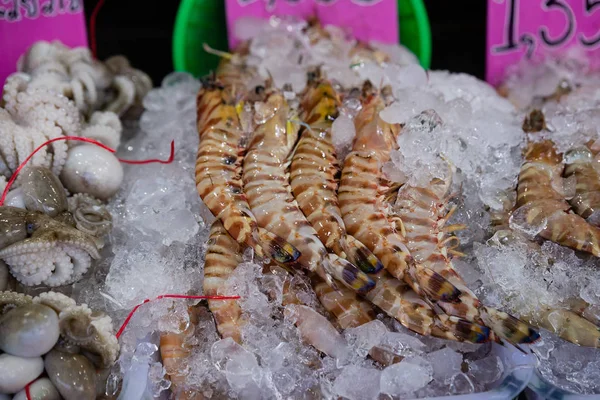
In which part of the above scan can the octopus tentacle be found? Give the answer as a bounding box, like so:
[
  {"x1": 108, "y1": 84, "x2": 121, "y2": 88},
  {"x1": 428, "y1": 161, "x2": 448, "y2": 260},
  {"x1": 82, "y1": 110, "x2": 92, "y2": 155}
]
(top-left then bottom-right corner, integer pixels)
[
  {"x1": 0, "y1": 290, "x2": 32, "y2": 314},
  {"x1": 67, "y1": 193, "x2": 112, "y2": 237},
  {"x1": 58, "y1": 304, "x2": 119, "y2": 368},
  {"x1": 33, "y1": 290, "x2": 77, "y2": 313}
]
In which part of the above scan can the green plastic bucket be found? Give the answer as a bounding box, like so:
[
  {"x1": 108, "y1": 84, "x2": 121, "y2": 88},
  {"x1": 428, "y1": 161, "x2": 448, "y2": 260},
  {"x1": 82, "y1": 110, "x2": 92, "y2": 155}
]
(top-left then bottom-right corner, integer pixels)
[{"x1": 172, "y1": 0, "x2": 431, "y2": 78}]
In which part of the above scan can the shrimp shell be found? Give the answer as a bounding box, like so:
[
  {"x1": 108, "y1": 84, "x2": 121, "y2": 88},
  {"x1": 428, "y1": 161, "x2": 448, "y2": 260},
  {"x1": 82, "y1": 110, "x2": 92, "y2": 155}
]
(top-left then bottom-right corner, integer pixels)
[
  {"x1": 242, "y1": 92, "x2": 374, "y2": 294},
  {"x1": 203, "y1": 221, "x2": 244, "y2": 343}
]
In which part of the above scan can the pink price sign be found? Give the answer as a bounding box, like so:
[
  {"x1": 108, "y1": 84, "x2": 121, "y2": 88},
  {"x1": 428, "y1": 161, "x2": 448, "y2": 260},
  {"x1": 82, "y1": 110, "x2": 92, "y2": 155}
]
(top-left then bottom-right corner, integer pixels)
[
  {"x1": 487, "y1": 0, "x2": 600, "y2": 86},
  {"x1": 0, "y1": 0, "x2": 88, "y2": 85},
  {"x1": 225, "y1": 0, "x2": 399, "y2": 50}
]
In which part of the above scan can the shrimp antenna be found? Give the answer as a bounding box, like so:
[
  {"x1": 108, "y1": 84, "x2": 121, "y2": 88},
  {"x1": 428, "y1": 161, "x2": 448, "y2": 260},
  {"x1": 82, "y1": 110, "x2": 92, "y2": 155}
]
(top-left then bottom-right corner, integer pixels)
[{"x1": 203, "y1": 43, "x2": 233, "y2": 60}]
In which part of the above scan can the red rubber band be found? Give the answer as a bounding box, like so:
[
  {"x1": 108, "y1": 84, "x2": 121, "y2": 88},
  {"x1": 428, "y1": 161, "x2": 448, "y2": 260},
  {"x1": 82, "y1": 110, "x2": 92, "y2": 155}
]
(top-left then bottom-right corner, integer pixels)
[
  {"x1": 115, "y1": 294, "x2": 241, "y2": 339},
  {"x1": 0, "y1": 136, "x2": 175, "y2": 206}
]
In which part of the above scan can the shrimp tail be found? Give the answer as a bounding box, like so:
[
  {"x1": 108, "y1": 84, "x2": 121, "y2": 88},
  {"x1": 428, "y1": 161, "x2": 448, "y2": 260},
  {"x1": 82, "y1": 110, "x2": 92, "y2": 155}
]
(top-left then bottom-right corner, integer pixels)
[
  {"x1": 324, "y1": 254, "x2": 375, "y2": 294},
  {"x1": 341, "y1": 235, "x2": 384, "y2": 274},
  {"x1": 410, "y1": 262, "x2": 462, "y2": 303},
  {"x1": 256, "y1": 227, "x2": 302, "y2": 264},
  {"x1": 480, "y1": 306, "x2": 541, "y2": 345},
  {"x1": 433, "y1": 315, "x2": 491, "y2": 344}
]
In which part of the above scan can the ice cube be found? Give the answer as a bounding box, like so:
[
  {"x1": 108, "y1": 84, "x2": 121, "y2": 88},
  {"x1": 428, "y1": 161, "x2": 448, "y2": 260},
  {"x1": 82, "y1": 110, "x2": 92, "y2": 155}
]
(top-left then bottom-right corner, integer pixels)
[
  {"x1": 332, "y1": 365, "x2": 381, "y2": 400},
  {"x1": 427, "y1": 347, "x2": 463, "y2": 383},
  {"x1": 331, "y1": 114, "x2": 356, "y2": 160},
  {"x1": 467, "y1": 355, "x2": 504, "y2": 384},
  {"x1": 344, "y1": 320, "x2": 388, "y2": 358},
  {"x1": 449, "y1": 372, "x2": 475, "y2": 394},
  {"x1": 380, "y1": 356, "x2": 433, "y2": 396}
]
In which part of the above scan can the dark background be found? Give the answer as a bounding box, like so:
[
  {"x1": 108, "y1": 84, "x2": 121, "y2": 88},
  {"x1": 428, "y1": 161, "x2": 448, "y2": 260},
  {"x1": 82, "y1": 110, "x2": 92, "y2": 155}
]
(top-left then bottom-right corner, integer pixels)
[{"x1": 84, "y1": 0, "x2": 486, "y2": 85}]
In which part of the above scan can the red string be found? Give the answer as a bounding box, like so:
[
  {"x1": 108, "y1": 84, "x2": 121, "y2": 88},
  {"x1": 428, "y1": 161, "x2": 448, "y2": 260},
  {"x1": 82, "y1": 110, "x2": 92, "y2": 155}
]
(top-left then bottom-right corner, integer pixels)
[
  {"x1": 0, "y1": 136, "x2": 175, "y2": 206},
  {"x1": 115, "y1": 294, "x2": 241, "y2": 339},
  {"x1": 89, "y1": 0, "x2": 106, "y2": 59},
  {"x1": 25, "y1": 381, "x2": 32, "y2": 400}
]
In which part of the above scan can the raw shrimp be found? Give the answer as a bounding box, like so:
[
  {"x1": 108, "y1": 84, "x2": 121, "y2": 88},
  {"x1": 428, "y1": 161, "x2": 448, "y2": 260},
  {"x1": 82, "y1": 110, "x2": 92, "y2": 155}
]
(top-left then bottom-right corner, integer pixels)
[
  {"x1": 516, "y1": 139, "x2": 600, "y2": 256},
  {"x1": 203, "y1": 221, "x2": 244, "y2": 343},
  {"x1": 290, "y1": 79, "x2": 382, "y2": 273},
  {"x1": 338, "y1": 86, "x2": 461, "y2": 304},
  {"x1": 159, "y1": 306, "x2": 205, "y2": 400},
  {"x1": 563, "y1": 142, "x2": 600, "y2": 225},
  {"x1": 394, "y1": 164, "x2": 540, "y2": 345},
  {"x1": 195, "y1": 78, "x2": 300, "y2": 264},
  {"x1": 242, "y1": 91, "x2": 375, "y2": 294}
]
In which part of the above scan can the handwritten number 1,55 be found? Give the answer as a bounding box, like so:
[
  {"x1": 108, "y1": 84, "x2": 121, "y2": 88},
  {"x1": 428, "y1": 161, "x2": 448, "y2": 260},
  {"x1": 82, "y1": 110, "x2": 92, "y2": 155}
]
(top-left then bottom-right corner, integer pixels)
[
  {"x1": 580, "y1": 0, "x2": 600, "y2": 47},
  {"x1": 539, "y1": 0, "x2": 575, "y2": 46}
]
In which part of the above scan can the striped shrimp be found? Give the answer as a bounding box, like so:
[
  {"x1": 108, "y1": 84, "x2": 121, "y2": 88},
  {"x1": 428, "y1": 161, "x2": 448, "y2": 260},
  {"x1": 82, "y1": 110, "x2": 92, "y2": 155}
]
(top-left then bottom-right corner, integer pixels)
[
  {"x1": 393, "y1": 162, "x2": 540, "y2": 345},
  {"x1": 516, "y1": 139, "x2": 600, "y2": 256},
  {"x1": 203, "y1": 221, "x2": 244, "y2": 343},
  {"x1": 159, "y1": 306, "x2": 205, "y2": 400},
  {"x1": 290, "y1": 79, "x2": 382, "y2": 273},
  {"x1": 242, "y1": 91, "x2": 375, "y2": 294},
  {"x1": 338, "y1": 86, "x2": 462, "y2": 304},
  {"x1": 563, "y1": 141, "x2": 600, "y2": 225},
  {"x1": 314, "y1": 271, "x2": 491, "y2": 345},
  {"x1": 195, "y1": 77, "x2": 300, "y2": 265},
  {"x1": 491, "y1": 230, "x2": 599, "y2": 347}
]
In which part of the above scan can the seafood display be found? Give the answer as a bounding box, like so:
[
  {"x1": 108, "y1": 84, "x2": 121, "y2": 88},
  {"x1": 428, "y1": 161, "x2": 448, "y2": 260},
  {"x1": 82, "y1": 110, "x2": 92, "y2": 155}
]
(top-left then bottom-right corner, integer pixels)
[
  {"x1": 2, "y1": 13, "x2": 600, "y2": 400},
  {"x1": 0, "y1": 39, "x2": 151, "y2": 400},
  {"x1": 0, "y1": 291, "x2": 119, "y2": 399}
]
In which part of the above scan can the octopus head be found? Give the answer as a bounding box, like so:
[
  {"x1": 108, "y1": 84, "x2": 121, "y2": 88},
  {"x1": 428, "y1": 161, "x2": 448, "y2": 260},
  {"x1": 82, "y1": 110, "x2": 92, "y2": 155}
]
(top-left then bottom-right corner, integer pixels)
[{"x1": 20, "y1": 166, "x2": 69, "y2": 217}]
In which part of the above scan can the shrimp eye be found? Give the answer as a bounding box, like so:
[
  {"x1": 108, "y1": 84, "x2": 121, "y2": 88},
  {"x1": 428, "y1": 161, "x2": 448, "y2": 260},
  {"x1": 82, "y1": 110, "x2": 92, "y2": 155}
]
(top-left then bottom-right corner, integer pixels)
[
  {"x1": 26, "y1": 223, "x2": 35, "y2": 234},
  {"x1": 254, "y1": 85, "x2": 265, "y2": 95}
]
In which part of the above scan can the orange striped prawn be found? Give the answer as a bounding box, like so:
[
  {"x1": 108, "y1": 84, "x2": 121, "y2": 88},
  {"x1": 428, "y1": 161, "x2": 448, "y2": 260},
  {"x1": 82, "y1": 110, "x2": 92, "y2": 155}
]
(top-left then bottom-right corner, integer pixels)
[
  {"x1": 516, "y1": 139, "x2": 600, "y2": 256},
  {"x1": 563, "y1": 141, "x2": 600, "y2": 225},
  {"x1": 159, "y1": 306, "x2": 205, "y2": 400},
  {"x1": 203, "y1": 221, "x2": 244, "y2": 343},
  {"x1": 393, "y1": 162, "x2": 540, "y2": 345},
  {"x1": 242, "y1": 91, "x2": 375, "y2": 294},
  {"x1": 338, "y1": 85, "x2": 461, "y2": 304},
  {"x1": 195, "y1": 75, "x2": 300, "y2": 264},
  {"x1": 290, "y1": 79, "x2": 382, "y2": 273}
]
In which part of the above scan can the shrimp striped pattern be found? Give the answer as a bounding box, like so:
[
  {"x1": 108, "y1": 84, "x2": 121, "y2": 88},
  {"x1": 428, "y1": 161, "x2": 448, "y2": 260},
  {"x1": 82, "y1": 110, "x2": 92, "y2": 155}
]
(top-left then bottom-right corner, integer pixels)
[{"x1": 242, "y1": 92, "x2": 375, "y2": 294}]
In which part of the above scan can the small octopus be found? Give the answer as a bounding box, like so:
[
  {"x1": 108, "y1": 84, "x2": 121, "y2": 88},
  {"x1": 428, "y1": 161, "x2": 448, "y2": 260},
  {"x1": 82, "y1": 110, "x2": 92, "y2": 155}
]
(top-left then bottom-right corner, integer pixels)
[{"x1": 0, "y1": 167, "x2": 112, "y2": 287}]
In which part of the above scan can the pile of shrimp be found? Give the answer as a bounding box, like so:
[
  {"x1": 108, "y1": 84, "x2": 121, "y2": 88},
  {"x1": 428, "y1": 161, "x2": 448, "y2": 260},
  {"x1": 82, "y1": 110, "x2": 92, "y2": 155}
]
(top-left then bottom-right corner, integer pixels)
[{"x1": 153, "y1": 19, "x2": 546, "y2": 399}]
